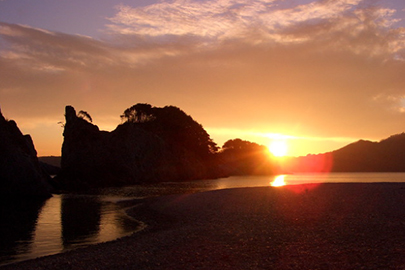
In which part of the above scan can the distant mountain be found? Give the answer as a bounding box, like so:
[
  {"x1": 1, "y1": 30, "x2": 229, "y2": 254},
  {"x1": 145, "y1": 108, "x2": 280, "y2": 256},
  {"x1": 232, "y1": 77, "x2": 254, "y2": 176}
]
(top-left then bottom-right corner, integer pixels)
[
  {"x1": 332, "y1": 133, "x2": 405, "y2": 172},
  {"x1": 38, "y1": 156, "x2": 61, "y2": 167},
  {"x1": 38, "y1": 156, "x2": 62, "y2": 176},
  {"x1": 283, "y1": 133, "x2": 405, "y2": 173}
]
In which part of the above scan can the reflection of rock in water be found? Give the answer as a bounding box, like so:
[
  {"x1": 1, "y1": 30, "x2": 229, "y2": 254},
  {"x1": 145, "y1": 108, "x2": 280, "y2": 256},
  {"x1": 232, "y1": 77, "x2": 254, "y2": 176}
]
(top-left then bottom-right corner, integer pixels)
[
  {"x1": 61, "y1": 196, "x2": 101, "y2": 249},
  {"x1": 0, "y1": 198, "x2": 46, "y2": 264}
]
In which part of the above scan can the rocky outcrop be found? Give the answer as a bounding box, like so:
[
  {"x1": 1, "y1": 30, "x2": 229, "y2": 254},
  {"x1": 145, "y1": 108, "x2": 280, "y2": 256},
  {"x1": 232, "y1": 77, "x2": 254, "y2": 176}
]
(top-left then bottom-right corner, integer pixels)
[
  {"x1": 0, "y1": 108, "x2": 52, "y2": 197},
  {"x1": 57, "y1": 105, "x2": 220, "y2": 191}
]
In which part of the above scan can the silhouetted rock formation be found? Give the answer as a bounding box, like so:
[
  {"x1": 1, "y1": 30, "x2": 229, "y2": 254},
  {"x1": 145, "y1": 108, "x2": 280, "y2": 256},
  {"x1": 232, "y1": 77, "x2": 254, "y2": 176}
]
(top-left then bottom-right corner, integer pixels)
[
  {"x1": 58, "y1": 105, "x2": 221, "y2": 190},
  {"x1": 0, "y1": 108, "x2": 52, "y2": 197},
  {"x1": 283, "y1": 133, "x2": 405, "y2": 173}
]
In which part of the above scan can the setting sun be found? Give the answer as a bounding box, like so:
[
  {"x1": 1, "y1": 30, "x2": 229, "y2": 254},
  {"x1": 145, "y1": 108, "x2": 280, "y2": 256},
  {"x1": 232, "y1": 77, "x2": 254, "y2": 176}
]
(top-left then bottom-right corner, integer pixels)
[{"x1": 268, "y1": 140, "x2": 288, "y2": 157}]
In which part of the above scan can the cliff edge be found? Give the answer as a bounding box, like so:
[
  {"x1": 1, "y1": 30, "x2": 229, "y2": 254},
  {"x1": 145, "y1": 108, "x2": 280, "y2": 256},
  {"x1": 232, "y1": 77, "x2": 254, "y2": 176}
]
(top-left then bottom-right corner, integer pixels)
[{"x1": 0, "y1": 108, "x2": 52, "y2": 197}]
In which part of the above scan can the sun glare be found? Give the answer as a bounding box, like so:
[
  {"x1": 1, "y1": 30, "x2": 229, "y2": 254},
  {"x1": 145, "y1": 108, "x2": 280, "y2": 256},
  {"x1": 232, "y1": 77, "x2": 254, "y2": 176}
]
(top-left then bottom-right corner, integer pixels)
[
  {"x1": 268, "y1": 140, "x2": 288, "y2": 157},
  {"x1": 270, "y1": 175, "x2": 286, "y2": 187}
]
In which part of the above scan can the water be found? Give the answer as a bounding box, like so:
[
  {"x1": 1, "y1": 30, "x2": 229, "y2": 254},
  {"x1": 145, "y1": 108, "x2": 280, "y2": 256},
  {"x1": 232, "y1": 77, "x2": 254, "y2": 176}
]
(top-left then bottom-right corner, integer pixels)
[
  {"x1": 2, "y1": 172, "x2": 405, "y2": 266},
  {"x1": 0, "y1": 194, "x2": 143, "y2": 266},
  {"x1": 272, "y1": 172, "x2": 405, "y2": 186}
]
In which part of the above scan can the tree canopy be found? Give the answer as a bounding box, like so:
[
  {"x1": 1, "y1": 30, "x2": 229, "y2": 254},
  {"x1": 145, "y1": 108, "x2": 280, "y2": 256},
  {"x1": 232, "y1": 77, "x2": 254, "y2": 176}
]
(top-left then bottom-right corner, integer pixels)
[
  {"x1": 77, "y1": 110, "x2": 92, "y2": 123},
  {"x1": 121, "y1": 103, "x2": 218, "y2": 157},
  {"x1": 220, "y1": 138, "x2": 274, "y2": 175},
  {"x1": 222, "y1": 138, "x2": 267, "y2": 153},
  {"x1": 120, "y1": 103, "x2": 155, "y2": 123}
]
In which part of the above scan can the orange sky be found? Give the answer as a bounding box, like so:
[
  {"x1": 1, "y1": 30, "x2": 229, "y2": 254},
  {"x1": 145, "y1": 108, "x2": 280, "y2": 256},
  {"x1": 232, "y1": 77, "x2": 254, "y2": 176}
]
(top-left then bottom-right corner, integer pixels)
[{"x1": 1, "y1": 0, "x2": 405, "y2": 157}]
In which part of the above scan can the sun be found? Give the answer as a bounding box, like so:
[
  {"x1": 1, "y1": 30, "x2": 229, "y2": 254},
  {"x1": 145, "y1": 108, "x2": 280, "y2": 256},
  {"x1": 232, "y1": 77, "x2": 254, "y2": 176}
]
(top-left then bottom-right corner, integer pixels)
[{"x1": 268, "y1": 140, "x2": 288, "y2": 157}]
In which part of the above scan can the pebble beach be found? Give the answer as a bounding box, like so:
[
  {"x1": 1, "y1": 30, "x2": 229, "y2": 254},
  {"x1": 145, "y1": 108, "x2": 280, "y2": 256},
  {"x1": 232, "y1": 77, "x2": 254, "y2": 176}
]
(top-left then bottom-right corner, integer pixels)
[{"x1": 3, "y1": 182, "x2": 405, "y2": 269}]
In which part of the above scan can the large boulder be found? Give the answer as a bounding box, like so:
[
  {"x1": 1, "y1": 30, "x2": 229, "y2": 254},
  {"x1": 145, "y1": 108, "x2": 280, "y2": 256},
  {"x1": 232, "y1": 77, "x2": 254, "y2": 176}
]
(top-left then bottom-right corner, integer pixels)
[{"x1": 0, "y1": 108, "x2": 52, "y2": 197}]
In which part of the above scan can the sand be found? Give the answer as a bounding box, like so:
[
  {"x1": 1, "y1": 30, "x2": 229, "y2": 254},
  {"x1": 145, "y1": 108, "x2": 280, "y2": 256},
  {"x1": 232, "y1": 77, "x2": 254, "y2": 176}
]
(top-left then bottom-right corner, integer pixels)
[{"x1": 3, "y1": 182, "x2": 405, "y2": 269}]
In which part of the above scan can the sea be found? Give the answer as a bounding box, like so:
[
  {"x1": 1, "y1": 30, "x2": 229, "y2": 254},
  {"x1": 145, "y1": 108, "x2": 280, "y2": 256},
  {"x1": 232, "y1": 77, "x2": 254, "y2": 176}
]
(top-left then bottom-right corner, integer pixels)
[{"x1": 1, "y1": 172, "x2": 405, "y2": 266}]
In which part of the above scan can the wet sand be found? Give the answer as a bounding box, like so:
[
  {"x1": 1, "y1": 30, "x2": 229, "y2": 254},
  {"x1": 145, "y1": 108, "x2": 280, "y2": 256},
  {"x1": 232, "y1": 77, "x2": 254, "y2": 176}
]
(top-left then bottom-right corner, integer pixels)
[{"x1": 3, "y1": 183, "x2": 405, "y2": 269}]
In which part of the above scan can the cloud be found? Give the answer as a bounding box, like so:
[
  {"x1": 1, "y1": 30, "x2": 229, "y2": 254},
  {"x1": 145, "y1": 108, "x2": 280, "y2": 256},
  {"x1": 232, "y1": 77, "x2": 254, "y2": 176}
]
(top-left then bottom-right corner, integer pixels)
[
  {"x1": 107, "y1": 0, "x2": 278, "y2": 39},
  {"x1": 106, "y1": 0, "x2": 403, "y2": 52}
]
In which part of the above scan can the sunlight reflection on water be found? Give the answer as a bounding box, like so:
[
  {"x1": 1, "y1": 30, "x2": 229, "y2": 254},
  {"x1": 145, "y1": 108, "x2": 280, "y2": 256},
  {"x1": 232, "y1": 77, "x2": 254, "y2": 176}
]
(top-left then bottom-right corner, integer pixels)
[{"x1": 270, "y1": 175, "x2": 286, "y2": 187}]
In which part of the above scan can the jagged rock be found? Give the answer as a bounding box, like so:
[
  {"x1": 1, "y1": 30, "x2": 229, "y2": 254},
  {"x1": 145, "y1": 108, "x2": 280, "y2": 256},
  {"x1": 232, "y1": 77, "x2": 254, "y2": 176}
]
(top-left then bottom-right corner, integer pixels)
[
  {"x1": 57, "y1": 105, "x2": 219, "y2": 191},
  {"x1": 0, "y1": 108, "x2": 52, "y2": 197}
]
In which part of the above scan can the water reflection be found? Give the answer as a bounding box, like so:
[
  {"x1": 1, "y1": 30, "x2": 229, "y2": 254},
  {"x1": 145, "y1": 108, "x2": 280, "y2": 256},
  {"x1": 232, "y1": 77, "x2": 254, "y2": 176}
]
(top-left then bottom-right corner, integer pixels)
[
  {"x1": 270, "y1": 175, "x2": 286, "y2": 187},
  {"x1": 33, "y1": 197, "x2": 62, "y2": 257},
  {"x1": 60, "y1": 195, "x2": 142, "y2": 250},
  {"x1": 61, "y1": 195, "x2": 101, "y2": 249},
  {"x1": 0, "y1": 198, "x2": 46, "y2": 265},
  {"x1": 214, "y1": 175, "x2": 280, "y2": 190},
  {"x1": 97, "y1": 199, "x2": 142, "y2": 243},
  {"x1": 0, "y1": 195, "x2": 142, "y2": 266}
]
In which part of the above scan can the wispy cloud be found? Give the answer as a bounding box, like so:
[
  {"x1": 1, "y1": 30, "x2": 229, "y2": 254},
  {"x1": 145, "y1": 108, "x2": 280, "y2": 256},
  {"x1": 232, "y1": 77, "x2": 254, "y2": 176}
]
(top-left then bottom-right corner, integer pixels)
[
  {"x1": 1, "y1": 0, "x2": 404, "y2": 75},
  {"x1": 107, "y1": 0, "x2": 278, "y2": 39},
  {"x1": 105, "y1": 0, "x2": 404, "y2": 58}
]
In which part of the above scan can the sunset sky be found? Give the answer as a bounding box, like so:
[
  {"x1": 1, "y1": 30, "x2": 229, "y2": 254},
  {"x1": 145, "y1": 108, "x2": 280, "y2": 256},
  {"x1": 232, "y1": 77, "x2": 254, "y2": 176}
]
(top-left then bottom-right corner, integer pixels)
[{"x1": 1, "y1": 0, "x2": 405, "y2": 157}]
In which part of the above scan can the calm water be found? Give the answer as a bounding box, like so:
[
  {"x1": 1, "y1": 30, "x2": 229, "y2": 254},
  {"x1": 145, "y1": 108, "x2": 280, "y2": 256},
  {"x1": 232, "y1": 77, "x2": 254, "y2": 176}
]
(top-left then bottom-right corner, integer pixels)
[
  {"x1": 2, "y1": 172, "x2": 405, "y2": 266},
  {"x1": 0, "y1": 194, "x2": 143, "y2": 266}
]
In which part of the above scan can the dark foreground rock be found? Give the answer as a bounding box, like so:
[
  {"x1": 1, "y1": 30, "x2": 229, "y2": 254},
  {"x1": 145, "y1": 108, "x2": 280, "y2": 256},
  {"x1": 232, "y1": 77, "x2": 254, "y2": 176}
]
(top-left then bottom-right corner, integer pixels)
[
  {"x1": 4, "y1": 183, "x2": 405, "y2": 269},
  {"x1": 0, "y1": 108, "x2": 52, "y2": 197}
]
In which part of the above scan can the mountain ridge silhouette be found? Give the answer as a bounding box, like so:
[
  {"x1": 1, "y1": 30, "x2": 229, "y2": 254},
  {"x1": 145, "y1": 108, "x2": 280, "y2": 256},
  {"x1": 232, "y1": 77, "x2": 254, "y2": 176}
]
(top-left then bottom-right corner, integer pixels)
[{"x1": 283, "y1": 133, "x2": 405, "y2": 173}]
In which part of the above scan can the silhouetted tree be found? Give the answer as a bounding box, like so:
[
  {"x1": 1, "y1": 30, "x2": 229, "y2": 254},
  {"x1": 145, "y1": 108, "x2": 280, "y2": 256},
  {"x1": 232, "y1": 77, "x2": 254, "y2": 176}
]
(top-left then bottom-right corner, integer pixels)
[
  {"x1": 120, "y1": 104, "x2": 218, "y2": 158},
  {"x1": 220, "y1": 138, "x2": 273, "y2": 175},
  {"x1": 120, "y1": 103, "x2": 155, "y2": 123},
  {"x1": 77, "y1": 111, "x2": 92, "y2": 123},
  {"x1": 222, "y1": 138, "x2": 267, "y2": 152},
  {"x1": 153, "y1": 106, "x2": 218, "y2": 156}
]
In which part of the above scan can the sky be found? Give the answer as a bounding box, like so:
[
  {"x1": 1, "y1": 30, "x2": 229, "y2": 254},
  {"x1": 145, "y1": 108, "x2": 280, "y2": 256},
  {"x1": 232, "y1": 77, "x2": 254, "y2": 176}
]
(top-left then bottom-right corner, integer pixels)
[{"x1": 1, "y1": 0, "x2": 405, "y2": 157}]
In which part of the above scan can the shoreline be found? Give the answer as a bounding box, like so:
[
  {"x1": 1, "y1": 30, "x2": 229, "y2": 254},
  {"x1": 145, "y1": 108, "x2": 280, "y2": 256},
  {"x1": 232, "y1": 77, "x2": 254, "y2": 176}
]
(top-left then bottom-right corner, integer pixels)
[{"x1": 3, "y1": 182, "x2": 405, "y2": 269}]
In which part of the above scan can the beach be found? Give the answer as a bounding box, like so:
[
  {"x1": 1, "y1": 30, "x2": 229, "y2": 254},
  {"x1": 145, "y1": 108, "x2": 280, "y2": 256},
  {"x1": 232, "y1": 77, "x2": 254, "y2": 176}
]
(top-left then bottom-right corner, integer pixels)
[{"x1": 3, "y1": 183, "x2": 405, "y2": 269}]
